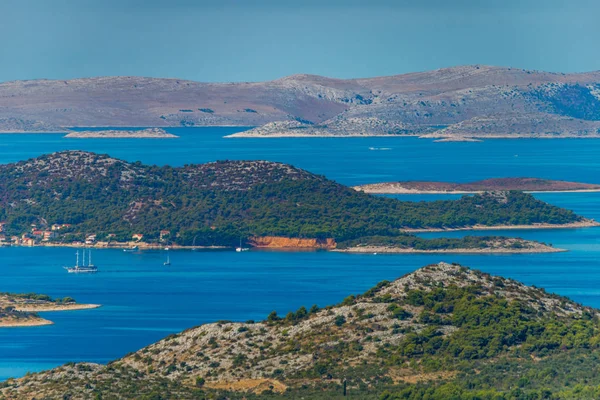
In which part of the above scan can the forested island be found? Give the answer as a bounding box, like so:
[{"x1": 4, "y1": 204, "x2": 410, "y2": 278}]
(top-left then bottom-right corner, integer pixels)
[
  {"x1": 0, "y1": 293, "x2": 99, "y2": 327},
  {"x1": 5, "y1": 262, "x2": 600, "y2": 398},
  {"x1": 0, "y1": 151, "x2": 593, "y2": 253},
  {"x1": 355, "y1": 177, "x2": 600, "y2": 194}
]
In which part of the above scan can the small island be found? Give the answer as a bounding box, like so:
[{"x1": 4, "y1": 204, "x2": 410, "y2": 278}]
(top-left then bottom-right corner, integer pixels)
[
  {"x1": 335, "y1": 236, "x2": 564, "y2": 254},
  {"x1": 0, "y1": 293, "x2": 100, "y2": 327},
  {"x1": 64, "y1": 128, "x2": 178, "y2": 139},
  {"x1": 354, "y1": 177, "x2": 600, "y2": 194}
]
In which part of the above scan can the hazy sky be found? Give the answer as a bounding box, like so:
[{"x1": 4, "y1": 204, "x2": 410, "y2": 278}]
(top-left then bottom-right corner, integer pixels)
[{"x1": 1, "y1": 0, "x2": 599, "y2": 82}]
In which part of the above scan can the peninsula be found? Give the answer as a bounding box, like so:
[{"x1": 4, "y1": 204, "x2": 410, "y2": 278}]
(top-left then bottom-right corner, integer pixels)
[
  {"x1": 354, "y1": 177, "x2": 600, "y2": 194},
  {"x1": 0, "y1": 293, "x2": 100, "y2": 327},
  {"x1": 4, "y1": 262, "x2": 600, "y2": 398},
  {"x1": 4, "y1": 65, "x2": 600, "y2": 140},
  {"x1": 335, "y1": 236, "x2": 565, "y2": 254},
  {"x1": 0, "y1": 151, "x2": 592, "y2": 254},
  {"x1": 64, "y1": 128, "x2": 178, "y2": 139}
]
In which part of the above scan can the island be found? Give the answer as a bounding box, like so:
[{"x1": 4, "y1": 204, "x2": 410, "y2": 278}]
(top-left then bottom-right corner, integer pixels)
[
  {"x1": 64, "y1": 128, "x2": 178, "y2": 139},
  {"x1": 334, "y1": 236, "x2": 564, "y2": 254},
  {"x1": 4, "y1": 65, "x2": 600, "y2": 140},
  {"x1": 354, "y1": 177, "x2": 600, "y2": 194},
  {"x1": 0, "y1": 293, "x2": 100, "y2": 327},
  {"x1": 4, "y1": 262, "x2": 600, "y2": 398},
  {"x1": 0, "y1": 151, "x2": 594, "y2": 254}
]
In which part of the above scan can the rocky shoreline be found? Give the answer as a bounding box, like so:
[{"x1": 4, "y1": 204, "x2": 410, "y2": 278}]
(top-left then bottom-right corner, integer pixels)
[
  {"x1": 0, "y1": 296, "x2": 101, "y2": 328},
  {"x1": 402, "y1": 219, "x2": 600, "y2": 233},
  {"x1": 0, "y1": 318, "x2": 54, "y2": 328},
  {"x1": 335, "y1": 245, "x2": 566, "y2": 254},
  {"x1": 65, "y1": 128, "x2": 178, "y2": 138},
  {"x1": 354, "y1": 178, "x2": 600, "y2": 194},
  {"x1": 13, "y1": 303, "x2": 101, "y2": 313},
  {"x1": 2, "y1": 221, "x2": 597, "y2": 251},
  {"x1": 0, "y1": 242, "x2": 228, "y2": 250}
]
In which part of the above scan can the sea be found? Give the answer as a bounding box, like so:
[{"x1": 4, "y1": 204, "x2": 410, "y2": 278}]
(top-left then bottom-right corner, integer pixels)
[{"x1": 0, "y1": 127, "x2": 599, "y2": 379}]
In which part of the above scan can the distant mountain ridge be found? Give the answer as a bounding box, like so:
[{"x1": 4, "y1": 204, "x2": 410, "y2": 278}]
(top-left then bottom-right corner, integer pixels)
[{"x1": 4, "y1": 65, "x2": 600, "y2": 138}]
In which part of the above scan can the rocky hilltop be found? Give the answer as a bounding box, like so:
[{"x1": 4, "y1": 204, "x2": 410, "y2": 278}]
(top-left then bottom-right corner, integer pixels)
[
  {"x1": 4, "y1": 65, "x2": 600, "y2": 139},
  {"x1": 4, "y1": 263, "x2": 600, "y2": 399},
  {"x1": 0, "y1": 151, "x2": 588, "y2": 252}
]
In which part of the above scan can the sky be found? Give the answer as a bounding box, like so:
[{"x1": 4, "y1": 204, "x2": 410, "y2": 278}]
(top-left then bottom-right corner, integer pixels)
[{"x1": 1, "y1": 0, "x2": 600, "y2": 82}]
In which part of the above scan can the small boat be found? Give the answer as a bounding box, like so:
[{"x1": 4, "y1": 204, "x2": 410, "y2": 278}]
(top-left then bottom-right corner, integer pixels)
[
  {"x1": 235, "y1": 238, "x2": 249, "y2": 252},
  {"x1": 64, "y1": 249, "x2": 98, "y2": 273},
  {"x1": 123, "y1": 246, "x2": 138, "y2": 253},
  {"x1": 164, "y1": 249, "x2": 171, "y2": 266}
]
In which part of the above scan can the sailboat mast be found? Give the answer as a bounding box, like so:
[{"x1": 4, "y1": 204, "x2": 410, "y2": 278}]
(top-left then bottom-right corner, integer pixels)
[
  {"x1": 76, "y1": 250, "x2": 79, "y2": 267},
  {"x1": 89, "y1": 249, "x2": 92, "y2": 266}
]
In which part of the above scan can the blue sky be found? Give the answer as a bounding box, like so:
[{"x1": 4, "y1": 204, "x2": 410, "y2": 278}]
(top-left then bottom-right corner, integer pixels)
[{"x1": 1, "y1": 0, "x2": 599, "y2": 82}]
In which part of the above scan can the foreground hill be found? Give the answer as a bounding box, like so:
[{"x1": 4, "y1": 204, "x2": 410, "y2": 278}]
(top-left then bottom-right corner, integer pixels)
[
  {"x1": 4, "y1": 65, "x2": 600, "y2": 139},
  {"x1": 0, "y1": 151, "x2": 590, "y2": 251},
  {"x1": 4, "y1": 262, "x2": 600, "y2": 399},
  {"x1": 354, "y1": 177, "x2": 600, "y2": 194}
]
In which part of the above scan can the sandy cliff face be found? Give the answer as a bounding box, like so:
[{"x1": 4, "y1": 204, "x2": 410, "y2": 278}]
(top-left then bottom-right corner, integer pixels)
[{"x1": 249, "y1": 236, "x2": 336, "y2": 249}]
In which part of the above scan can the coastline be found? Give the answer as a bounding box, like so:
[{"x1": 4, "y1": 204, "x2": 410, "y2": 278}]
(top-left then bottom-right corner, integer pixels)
[
  {"x1": 422, "y1": 134, "x2": 600, "y2": 141},
  {"x1": 0, "y1": 131, "x2": 69, "y2": 134},
  {"x1": 354, "y1": 188, "x2": 600, "y2": 194},
  {"x1": 226, "y1": 132, "x2": 600, "y2": 140},
  {"x1": 334, "y1": 245, "x2": 566, "y2": 254},
  {"x1": 224, "y1": 133, "x2": 419, "y2": 138},
  {"x1": 402, "y1": 220, "x2": 600, "y2": 233},
  {"x1": 0, "y1": 125, "x2": 254, "y2": 134},
  {"x1": 1, "y1": 221, "x2": 598, "y2": 251},
  {"x1": 6, "y1": 129, "x2": 600, "y2": 141},
  {"x1": 0, "y1": 303, "x2": 101, "y2": 328},
  {"x1": 64, "y1": 128, "x2": 179, "y2": 139},
  {"x1": 0, "y1": 318, "x2": 54, "y2": 328},
  {"x1": 0, "y1": 242, "x2": 230, "y2": 250},
  {"x1": 13, "y1": 303, "x2": 101, "y2": 312}
]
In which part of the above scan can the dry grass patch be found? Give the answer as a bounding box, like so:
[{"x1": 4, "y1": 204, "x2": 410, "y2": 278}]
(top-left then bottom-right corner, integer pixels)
[
  {"x1": 204, "y1": 378, "x2": 287, "y2": 394},
  {"x1": 388, "y1": 368, "x2": 457, "y2": 384}
]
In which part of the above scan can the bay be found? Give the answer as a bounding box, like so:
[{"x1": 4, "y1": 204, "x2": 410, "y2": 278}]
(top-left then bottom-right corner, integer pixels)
[{"x1": 0, "y1": 128, "x2": 599, "y2": 380}]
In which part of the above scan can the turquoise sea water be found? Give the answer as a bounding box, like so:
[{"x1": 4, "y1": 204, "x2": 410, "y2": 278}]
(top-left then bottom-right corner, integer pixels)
[
  {"x1": 2, "y1": 127, "x2": 600, "y2": 186},
  {"x1": 0, "y1": 127, "x2": 600, "y2": 379}
]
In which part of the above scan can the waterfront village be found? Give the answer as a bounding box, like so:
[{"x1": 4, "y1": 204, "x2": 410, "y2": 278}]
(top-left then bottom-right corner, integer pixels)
[{"x1": 0, "y1": 221, "x2": 172, "y2": 248}]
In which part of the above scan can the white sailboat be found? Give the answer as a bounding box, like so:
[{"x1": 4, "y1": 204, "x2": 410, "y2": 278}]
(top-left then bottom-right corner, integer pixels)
[
  {"x1": 235, "y1": 238, "x2": 249, "y2": 252},
  {"x1": 64, "y1": 248, "x2": 98, "y2": 273},
  {"x1": 163, "y1": 249, "x2": 171, "y2": 266},
  {"x1": 65, "y1": 199, "x2": 98, "y2": 273}
]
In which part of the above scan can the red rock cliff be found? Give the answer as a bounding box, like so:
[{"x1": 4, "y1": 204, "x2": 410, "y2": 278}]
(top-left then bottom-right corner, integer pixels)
[{"x1": 249, "y1": 236, "x2": 336, "y2": 249}]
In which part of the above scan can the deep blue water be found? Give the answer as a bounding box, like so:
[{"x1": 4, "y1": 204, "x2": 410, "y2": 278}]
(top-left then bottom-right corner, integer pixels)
[
  {"x1": 2, "y1": 127, "x2": 600, "y2": 185},
  {"x1": 0, "y1": 128, "x2": 600, "y2": 380}
]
